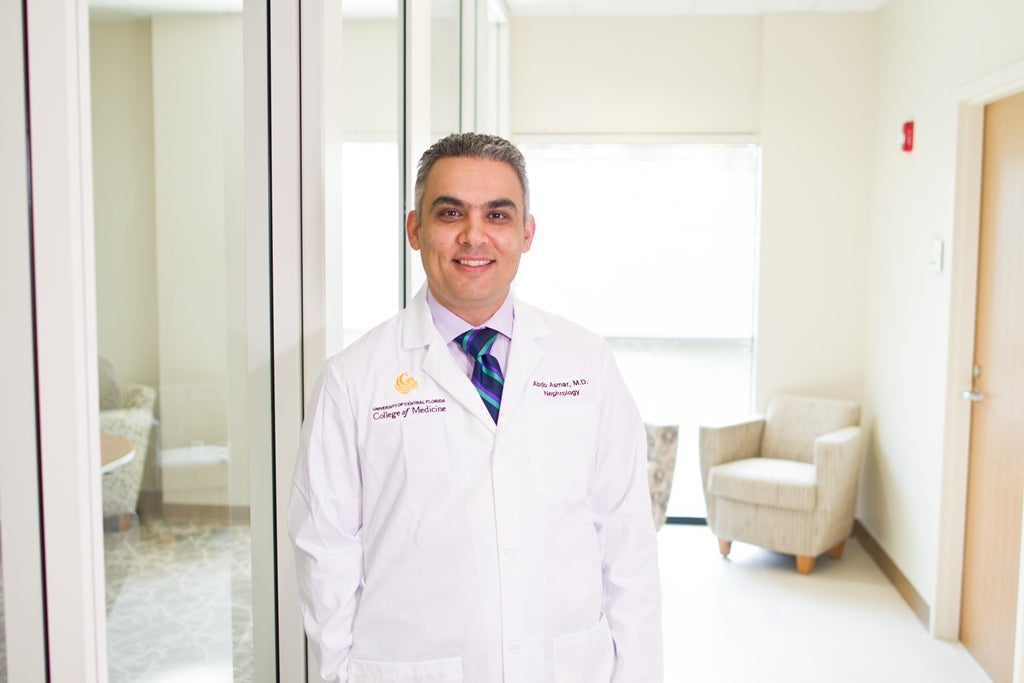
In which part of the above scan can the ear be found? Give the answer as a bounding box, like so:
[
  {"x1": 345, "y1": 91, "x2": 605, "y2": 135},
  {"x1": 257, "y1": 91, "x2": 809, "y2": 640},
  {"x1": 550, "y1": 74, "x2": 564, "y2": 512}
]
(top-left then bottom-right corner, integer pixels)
[
  {"x1": 521, "y1": 214, "x2": 536, "y2": 253},
  {"x1": 405, "y1": 210, "x2": 421, "y2": 250}
]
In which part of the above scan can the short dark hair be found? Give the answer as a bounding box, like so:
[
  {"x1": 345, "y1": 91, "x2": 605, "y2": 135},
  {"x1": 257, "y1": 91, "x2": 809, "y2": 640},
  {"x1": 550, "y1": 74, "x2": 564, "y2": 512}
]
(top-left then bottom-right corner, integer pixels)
[{"x1": 413, "y1": 132, "x2": 530, "y2": 220}]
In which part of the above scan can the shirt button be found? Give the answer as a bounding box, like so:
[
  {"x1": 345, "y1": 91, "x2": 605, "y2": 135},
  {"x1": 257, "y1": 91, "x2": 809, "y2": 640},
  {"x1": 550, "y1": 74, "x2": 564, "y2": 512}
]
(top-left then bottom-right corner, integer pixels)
[
  {"x1": 508, "y1": 641, "x2": 522, "y2": 654},
  {"x1": 494, "y1": 448, "x2": 504, "y2": 458},
  {"x1": 503, "y1": 545, "x2": 517, "y2": 558}
]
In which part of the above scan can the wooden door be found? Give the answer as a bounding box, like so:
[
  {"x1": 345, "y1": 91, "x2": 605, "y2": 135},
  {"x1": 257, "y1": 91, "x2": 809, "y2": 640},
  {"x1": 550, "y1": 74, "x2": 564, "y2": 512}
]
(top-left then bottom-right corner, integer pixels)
[{"x1": 960, "y1": 89, "x2": 1024, "y2": 683}]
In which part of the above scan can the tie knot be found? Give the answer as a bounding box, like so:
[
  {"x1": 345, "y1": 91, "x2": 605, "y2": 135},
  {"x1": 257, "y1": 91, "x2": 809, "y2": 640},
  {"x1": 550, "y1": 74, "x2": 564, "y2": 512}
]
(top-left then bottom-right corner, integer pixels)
[{"x1": 455, "y1": 327, "x2": 501, "y2": 359}]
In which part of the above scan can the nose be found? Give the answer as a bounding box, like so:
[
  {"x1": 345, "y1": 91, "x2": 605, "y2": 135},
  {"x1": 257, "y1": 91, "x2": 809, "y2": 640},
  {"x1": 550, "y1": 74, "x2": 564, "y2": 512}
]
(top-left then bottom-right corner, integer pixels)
[{"x1": 457, "y1": 211, "x2": 488, "y2": 247}]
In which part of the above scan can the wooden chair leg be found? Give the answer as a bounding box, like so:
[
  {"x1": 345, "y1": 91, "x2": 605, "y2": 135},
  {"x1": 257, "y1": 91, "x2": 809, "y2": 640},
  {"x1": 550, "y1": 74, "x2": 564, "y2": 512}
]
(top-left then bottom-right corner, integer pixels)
[
  {"x1": 827, "y1": 541, "x2": 845, "y2": 559},
  {"x1": 718, "y1": 539, "x2": 732, "y2": 557},
  {"x1": 796, "y1": 555, "x2": 815, "y2": 574}
]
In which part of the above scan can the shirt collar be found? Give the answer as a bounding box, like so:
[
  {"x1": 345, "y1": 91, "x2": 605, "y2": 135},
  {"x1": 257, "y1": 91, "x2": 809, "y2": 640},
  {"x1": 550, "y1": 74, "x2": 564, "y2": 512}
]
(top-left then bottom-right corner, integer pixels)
[{"x1": 425, "y1": 288, "x2": 515, "y2": 342}]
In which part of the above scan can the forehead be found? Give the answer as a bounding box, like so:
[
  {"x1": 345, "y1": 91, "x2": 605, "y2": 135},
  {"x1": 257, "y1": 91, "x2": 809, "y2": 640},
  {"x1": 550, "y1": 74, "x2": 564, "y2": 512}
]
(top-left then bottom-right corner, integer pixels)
[{"x1": 424, "y1": 156, "x2": 524, "y2": 206}]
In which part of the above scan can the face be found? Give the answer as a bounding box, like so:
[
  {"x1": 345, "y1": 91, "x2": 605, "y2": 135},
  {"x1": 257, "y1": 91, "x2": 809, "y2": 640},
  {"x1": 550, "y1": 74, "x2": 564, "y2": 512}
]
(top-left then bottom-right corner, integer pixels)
[{"x1": 407, "y1": 156, "x2": 536, "y2": 326}]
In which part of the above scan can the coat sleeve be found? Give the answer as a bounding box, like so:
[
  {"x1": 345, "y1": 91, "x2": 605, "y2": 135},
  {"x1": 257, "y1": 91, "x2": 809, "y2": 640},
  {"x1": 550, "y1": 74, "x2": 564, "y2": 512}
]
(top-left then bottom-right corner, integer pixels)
[
  {"x1": 288, "y1": 363, "x2": 364, "y2": 683},
  {"x1": 590, "y1": 347, "x2": 664, "y2": 683}
]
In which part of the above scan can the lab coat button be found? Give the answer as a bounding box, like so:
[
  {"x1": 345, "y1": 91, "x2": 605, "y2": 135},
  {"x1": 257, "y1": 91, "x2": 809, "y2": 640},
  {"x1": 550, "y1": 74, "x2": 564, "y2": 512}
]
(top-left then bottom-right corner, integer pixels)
[
  {"x1": 494, "y1": 448, "x2": 504, "y2": 458},
  {"x1": 503, "y1": 545, "x2": 517, "y2": 557},
  {"x1": 508, "y1": 641, "x2": 522, "y2": 654}
]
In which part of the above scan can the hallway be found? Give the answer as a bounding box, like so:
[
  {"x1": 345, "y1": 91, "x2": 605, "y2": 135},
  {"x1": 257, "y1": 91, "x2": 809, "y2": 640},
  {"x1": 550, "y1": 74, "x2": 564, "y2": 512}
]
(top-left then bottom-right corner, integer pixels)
[{"x1": 660, "y1": 524, "x2": 990, "y2": 682}]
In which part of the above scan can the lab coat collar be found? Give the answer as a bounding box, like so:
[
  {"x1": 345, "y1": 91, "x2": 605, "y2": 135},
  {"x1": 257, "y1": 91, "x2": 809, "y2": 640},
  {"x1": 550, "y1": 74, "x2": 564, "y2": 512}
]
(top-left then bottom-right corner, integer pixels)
[{"x1": 401, "y1": 285, "x2": 550, "y2": 433}]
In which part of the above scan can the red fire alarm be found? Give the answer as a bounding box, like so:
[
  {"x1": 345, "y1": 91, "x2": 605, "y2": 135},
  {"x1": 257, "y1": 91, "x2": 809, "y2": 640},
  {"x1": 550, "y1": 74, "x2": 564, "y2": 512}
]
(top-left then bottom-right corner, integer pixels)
[{"x1": 902, "y1": 120, "x2": 914, "y2": 152}]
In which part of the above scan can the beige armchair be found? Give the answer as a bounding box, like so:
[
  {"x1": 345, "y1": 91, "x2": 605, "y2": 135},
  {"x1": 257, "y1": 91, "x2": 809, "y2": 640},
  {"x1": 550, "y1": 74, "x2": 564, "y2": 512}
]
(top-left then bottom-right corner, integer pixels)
[
  {"x1": 698, "y1": 395, "x2": 862, "y2": 574},
  {"x1": 100, "y1": 383, "x2": 157, "y2": 522}
]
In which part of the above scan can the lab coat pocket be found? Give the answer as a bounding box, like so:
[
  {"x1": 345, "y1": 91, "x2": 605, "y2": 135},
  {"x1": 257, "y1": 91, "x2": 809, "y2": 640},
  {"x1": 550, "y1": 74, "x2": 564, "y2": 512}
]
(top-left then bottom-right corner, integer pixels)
[
  {"x1": 526, "y1": 403, "x2": 599, "y2": 502},
  {"x1": 349, "y1": 655, "x2": 463, "y2": 682},
  {"x1": 552, "y1": 615, "x2": 614, "y2": 683}
]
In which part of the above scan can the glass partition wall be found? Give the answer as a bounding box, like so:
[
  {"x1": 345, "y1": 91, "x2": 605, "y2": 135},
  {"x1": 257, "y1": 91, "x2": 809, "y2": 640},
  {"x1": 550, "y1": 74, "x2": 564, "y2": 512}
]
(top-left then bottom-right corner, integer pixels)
[
  {"x1": 88, "y1": 9, "x2": 261, "y2": 681},
  {"x1": 333, "y1": 1, "x2": 403, "y2": 354},
  {"x1": 6, "y1": 0, "x2": 498, "y2": 679}
]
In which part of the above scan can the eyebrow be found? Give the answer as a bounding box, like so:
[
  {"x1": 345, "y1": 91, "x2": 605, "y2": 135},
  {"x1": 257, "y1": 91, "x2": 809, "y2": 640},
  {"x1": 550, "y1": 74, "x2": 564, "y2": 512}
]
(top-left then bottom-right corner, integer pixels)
[{"x1": 430, "y1": 195, "x2": 520, "y2": 214}]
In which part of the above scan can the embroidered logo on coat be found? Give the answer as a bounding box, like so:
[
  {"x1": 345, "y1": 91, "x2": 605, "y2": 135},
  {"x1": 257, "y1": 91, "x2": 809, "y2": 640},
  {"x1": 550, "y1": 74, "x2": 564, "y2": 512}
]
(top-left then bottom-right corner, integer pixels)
[{"x1": 394, "y1": 372, "x2": 419, "y2": 395}]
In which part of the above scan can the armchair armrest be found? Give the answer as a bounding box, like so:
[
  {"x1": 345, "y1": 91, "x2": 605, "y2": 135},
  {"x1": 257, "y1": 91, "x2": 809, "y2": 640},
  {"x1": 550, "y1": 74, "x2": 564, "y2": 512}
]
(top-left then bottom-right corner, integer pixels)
[
  {"x1": 813, "y1": 425, "x2": 863, "y2": 501},
  {"x1": 120, "y1": 383, "x2": 157, "y2": 412},
  {"x1": 698, "y1": 417, "x2": 765, "y2": 487}
]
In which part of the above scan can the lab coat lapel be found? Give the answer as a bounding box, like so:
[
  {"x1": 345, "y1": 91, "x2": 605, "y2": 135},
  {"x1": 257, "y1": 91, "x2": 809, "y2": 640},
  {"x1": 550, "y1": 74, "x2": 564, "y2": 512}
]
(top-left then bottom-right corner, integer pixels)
[
  {"x1": 500, "y1": 300, "x2": 549, "y2": 423},
  {"x1": 403, "y1": 290, "x2": 496, "y2": 432}
]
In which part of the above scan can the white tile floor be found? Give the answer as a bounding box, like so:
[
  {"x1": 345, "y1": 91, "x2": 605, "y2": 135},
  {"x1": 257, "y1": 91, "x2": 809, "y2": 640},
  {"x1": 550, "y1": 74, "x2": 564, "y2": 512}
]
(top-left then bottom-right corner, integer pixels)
[
  {"x1": 96, "y1": 517, "x2": 994, "y2": 682},
  {"x1": 659, "y1": 524, "x2": 992, "y2": 683}
]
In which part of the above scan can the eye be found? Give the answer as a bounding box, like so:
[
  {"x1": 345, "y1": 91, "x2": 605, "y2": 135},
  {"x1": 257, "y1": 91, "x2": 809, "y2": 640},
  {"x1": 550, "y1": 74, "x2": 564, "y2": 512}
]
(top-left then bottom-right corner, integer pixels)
[
  {"x1": 438, "y1": 208, "x2": 462, "y2": 219},
  {"x1": 488, "y1": 211, "x2": 509, "y2": 221}
]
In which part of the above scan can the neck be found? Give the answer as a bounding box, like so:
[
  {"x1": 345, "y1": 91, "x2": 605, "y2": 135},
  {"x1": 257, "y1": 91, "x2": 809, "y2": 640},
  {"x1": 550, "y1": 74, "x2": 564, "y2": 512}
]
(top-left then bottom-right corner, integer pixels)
[{"x1": 430, "y1": 290, "x2": 509, "y2": 328}]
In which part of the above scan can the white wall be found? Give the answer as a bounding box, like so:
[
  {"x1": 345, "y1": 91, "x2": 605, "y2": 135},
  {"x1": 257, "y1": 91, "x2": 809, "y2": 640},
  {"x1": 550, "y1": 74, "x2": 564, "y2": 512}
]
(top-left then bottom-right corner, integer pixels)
[
  {"x1": 90, "y1": 19, "x2": 160, "y2": 494},
  {"x1": 151, "y1": 15, "x2": 248, "y2": 505},
  {"x1": 510, "y1": 15, "x2": 871, "y2": 408},
  {"x1": 90, "y1": 20, "x2": 159, "y2": 391},
  {"x1": 92, "y1": 16, "x2": 248, "y2": 502},
  {"x1": 862, "y1": 0, "x2": 1024, "y2": 608},
  {"x1": 756, "y1": 14, "x2": 874, "y2": 407},
  {"x1": 510, "y1": 15, "x2": 871, "y2": 409},
  {"x1": 511, "y1": 17, "x2": 762, "y2": 134}
]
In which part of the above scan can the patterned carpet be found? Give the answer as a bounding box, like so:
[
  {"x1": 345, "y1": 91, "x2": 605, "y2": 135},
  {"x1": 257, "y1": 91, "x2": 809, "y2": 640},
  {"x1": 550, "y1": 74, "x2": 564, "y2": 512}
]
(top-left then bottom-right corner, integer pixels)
[{"x1": 104, "y1": 518, "x2": 252, "y2": 682}]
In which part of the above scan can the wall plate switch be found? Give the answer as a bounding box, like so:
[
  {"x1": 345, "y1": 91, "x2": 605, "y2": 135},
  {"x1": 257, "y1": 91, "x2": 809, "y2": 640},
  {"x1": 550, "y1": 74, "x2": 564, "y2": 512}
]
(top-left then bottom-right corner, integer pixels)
[{"x1": 930, "y1": 238, "x2": 944, "y2": 273}]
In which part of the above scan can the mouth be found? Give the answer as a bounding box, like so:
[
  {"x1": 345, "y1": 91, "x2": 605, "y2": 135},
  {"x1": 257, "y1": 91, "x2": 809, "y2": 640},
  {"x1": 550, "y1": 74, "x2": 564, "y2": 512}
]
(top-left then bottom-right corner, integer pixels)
[{"x1": 455, "y1": 258, "x2": 494, "y2": 268}]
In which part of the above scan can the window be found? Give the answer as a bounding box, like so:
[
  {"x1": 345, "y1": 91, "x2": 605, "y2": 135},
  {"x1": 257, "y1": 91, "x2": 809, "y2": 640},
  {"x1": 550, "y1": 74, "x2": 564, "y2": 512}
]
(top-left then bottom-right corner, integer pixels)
[
  {"x1": 515, "y1": 142, "x2": 760, "y2": 519},
  {"x1": 338, "y1": 140, "x2": 401, "y2": 351}
]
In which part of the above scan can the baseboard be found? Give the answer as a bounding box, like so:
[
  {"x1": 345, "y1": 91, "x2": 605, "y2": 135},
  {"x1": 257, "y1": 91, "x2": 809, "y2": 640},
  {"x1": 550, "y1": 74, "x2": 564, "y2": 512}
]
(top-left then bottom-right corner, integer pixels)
[
  {"x1": 853, "y1": 520, "x2": 930, "y2": 628},
  {"x1": 161, "y1": 503, "x2": 250, "y2": 525}
]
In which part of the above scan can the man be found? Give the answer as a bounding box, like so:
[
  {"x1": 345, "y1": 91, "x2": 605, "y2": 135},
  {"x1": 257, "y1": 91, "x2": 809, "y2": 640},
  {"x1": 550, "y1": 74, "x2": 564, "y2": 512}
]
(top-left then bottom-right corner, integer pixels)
[{"x1": 289, "y1": 133, "x2": 662, "y2": 683}]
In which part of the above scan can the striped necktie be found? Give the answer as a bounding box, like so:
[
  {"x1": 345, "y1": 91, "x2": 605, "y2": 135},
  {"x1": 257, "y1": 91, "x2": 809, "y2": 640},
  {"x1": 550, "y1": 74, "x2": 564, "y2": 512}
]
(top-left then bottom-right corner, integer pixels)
[{"x1": 455, "y1": 327, "x2": 505, "y2": 423}]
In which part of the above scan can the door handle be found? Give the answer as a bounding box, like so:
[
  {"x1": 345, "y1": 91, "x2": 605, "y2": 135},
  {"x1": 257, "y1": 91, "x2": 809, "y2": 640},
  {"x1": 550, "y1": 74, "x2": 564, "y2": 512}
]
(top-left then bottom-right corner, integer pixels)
[{"x1": 960, "y1": 389, "x2": 984, "y2": 402}]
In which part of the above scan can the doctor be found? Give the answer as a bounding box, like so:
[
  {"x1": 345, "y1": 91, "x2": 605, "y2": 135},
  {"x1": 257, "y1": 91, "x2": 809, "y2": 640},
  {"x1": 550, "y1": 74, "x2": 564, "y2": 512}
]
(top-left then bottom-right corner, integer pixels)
[{"x1": 289, "y1": 132, "x2": 662, "y2": 683}]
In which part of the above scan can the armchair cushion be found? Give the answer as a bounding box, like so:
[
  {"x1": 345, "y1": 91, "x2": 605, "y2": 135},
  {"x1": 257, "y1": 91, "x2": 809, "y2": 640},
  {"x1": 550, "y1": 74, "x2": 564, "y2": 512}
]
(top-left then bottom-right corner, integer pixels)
[{"x1": 708, "y1": 458, "x2": 816, "y2": 511}]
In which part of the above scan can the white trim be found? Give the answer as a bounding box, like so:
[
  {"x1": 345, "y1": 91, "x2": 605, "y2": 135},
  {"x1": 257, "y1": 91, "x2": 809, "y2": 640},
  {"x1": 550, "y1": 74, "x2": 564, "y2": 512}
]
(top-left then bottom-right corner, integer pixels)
[
  {"x1": 0, "y1": 1, "x2": 48, "y2": 680},
  {"x1": 404, "y1": 0, "x2": 432, "y2": 304},
  {"x1": 298, "y1": 0, "x2": 332, "y2": 679},
  {"x1": 460, "y1": 0, "x2": 476, "y2": 131},
  {"x1": 935, "y1": 59, "x2": 1024, "y2": 654},
  {"x1": 268, "y1": 0, "x2": 309, "y2": 681},
  {"x1": 25, "y1": 0, "x2": 107, "y2": 679},
  {"x1": 301, "y1": 0, "x2": 327, "y2": 392},
  {"x1": 243, "y1": 1, "x2": 285, "y2": 682}
]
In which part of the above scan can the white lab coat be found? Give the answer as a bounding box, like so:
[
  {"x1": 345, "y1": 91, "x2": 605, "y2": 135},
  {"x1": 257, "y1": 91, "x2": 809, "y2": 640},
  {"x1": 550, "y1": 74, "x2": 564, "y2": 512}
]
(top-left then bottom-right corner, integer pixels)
[{"x1": 288, "y1": 289, "x2": 662, "y2": 683}]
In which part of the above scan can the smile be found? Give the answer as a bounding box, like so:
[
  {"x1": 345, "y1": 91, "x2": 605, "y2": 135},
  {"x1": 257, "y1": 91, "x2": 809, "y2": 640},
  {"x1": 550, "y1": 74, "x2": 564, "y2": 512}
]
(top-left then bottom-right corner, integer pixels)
[{"x1": 456, "y1": 259, "x2": 493, "y2": 267}]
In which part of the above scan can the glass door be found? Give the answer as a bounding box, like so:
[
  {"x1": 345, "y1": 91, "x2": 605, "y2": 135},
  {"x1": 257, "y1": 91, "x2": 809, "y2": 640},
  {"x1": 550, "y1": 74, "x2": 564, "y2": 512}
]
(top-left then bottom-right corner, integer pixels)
[
  {"x1": 87, "y1": 5, "x2": 273, "y2": 681},
  {"x1": 7, "y1": 0, "x2": 284, "y2": 677}
]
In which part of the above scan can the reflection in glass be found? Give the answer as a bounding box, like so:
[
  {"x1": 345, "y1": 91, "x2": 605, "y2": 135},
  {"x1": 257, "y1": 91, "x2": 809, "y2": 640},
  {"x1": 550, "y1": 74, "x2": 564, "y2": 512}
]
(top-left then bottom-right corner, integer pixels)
[
  {"x1": 333, "y1": 2, "x2": 403, "y2": 353},
  {"x1": 90, "y1": 10, "x2": 256, "y2": 682},
  {"x1": 431, "y1": 0, "x2": 461, "y2": 140}
]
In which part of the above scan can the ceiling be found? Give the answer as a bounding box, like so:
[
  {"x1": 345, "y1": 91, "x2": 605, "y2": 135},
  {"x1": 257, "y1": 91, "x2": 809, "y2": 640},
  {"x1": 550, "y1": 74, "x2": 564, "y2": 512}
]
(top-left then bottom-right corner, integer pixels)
[{"x1": 90, "y1": 0, "x2": 888, "y2": 20}]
